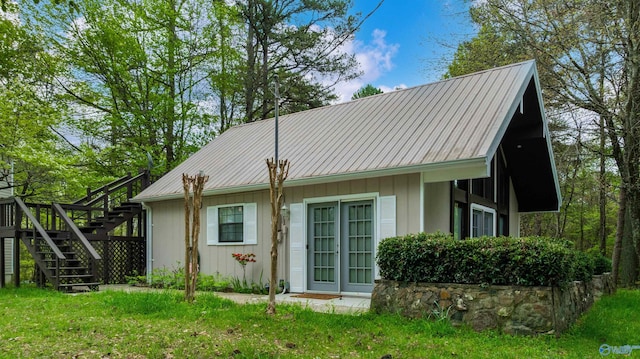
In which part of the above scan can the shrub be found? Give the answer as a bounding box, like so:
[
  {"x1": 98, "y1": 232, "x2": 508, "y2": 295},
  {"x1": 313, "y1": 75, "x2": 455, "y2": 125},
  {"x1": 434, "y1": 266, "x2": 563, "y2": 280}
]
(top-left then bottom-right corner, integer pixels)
[
  {"x1": 377, "y1": 233, "x2": 596, "y2": 287},
  {"x1": 583, "y1": 247, "x2": 613, "y2": 275}
]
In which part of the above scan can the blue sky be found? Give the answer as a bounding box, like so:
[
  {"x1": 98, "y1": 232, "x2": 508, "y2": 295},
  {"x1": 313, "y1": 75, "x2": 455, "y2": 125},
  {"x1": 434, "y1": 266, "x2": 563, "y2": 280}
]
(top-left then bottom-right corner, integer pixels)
[{"x1": 332, "y1": 0, "x2": 477, "y2": 102}]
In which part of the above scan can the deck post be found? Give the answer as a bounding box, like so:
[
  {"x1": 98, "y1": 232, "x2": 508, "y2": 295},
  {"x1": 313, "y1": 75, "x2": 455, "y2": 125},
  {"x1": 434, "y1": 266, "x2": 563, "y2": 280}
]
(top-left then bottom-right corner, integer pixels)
[
  {"x1": 13, "y1": 237, "x2": 19, "y2": 287},
  {"x1": 1, "y1": 238, "x2": 5, "y2": 288}
]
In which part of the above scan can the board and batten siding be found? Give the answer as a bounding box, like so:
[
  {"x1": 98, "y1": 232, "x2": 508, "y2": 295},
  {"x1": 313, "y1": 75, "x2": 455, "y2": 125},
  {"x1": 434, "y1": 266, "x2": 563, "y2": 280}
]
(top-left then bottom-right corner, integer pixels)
[
  {"x1": 0, "y1": 188, "x2": 10, "y2": 198},
  {"x1": 423, "y1": 181, "x2": 451, "y2": 233},
  {"x1": 147, "y1": 189, "x2": 272, "y2": 284},
  {"x1": 4, "y1": 238, "x2": 13, "y2": 278},
  {"x1": 147, "y1": 173, "x2": 422, "y2": 284}
]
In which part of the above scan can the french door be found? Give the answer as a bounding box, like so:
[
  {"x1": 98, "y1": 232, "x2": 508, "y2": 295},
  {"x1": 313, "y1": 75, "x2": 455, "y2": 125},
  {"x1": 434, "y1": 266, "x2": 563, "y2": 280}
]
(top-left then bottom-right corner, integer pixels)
[{"x1": 306, "y1": 200, "x2": 374, "y2": 293}]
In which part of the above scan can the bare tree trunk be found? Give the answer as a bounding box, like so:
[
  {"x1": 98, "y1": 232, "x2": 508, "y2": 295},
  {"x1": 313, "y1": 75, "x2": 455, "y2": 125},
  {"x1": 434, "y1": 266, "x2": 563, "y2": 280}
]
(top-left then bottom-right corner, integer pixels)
[
  {"x1": 266, "y1": 158, "x2": 289, "y2": 315},
  {"x1": 182, "y1": 173, "x2": 209, "y2": 303}
]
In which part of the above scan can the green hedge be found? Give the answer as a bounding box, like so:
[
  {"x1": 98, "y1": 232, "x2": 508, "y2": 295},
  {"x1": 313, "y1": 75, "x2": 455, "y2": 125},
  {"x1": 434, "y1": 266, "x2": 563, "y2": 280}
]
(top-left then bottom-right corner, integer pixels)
[{"x1": 377, "y1": 233, "x2": 595, "y2": 287}]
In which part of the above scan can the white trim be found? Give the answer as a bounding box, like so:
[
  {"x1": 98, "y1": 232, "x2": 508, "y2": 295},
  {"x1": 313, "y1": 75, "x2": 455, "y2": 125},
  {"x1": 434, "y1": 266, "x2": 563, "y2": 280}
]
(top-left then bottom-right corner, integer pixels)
[
  {"x1": 288, "y1": 203, "x2": 305, "y2": 293},
  {"x1": 470, "y1": 203, "x2": 497, "y2": 238},
  {"x1": 419, "y1": 173, "x2": 425, "y2": 232},
  {"x1": 206, "y1": 203, "x2": 258, "y2": 246},
  {"x1": 141, "y1": 202, "x2": 153, "y2": 283},
  {"x1": 377, "y1": 196, "x2": 396, "y2": 280},
  {"x1": 303, "y1": 192, "x2": 379, "y2": 205}
]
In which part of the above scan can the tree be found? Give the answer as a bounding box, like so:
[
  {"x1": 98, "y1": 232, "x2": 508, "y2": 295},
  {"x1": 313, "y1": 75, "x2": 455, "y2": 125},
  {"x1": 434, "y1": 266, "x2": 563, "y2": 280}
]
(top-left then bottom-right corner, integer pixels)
[
  {"x1": 351, "y1": 84, "x2": 383, "y2": 100},
  {"x1": 182, "y1": 172, "x2": 208, "y2": 303},
  {"x1": 445, "y1": 23, "x2": 528, "y2": 79},
  {"x1": 265, "y1": 158, "x2": 289, "y2": 315},
  {"x1": 470, "y1": 0, "x2": 640, "y2": 286},
  {"x1": 237, "y1": 0, "x2": 367, "y2": 122},
  {"x1": 0, "y1": 10, "x2": 106, "y2": 202},
  {"x1": 30, "y1": 0, "x2": 219, "y2": 176}
]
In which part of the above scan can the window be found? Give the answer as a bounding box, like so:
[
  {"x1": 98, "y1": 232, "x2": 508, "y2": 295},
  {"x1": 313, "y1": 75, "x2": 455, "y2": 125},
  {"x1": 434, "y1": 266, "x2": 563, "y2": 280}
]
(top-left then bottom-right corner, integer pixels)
[
  {"x1": 207, "y1": 203, "x2": 257, "y2": 245},
  {"x1": 470, "y1": 204, "x2": 496, "y2": 237},
  {"x1": 218, "y1": 206, "x2": 243, "y2": 243}
]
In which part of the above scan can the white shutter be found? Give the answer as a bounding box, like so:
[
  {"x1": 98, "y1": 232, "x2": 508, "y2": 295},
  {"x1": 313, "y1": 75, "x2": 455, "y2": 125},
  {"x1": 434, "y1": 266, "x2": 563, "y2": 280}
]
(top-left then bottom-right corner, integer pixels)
[
  {"x1": 206, "y1": 206, "x2": 218, "y2": 245},
  {"x1": 377, "y1": 196, "x2": 396, "y2": 279},
  {"x1": 243, "y1": 203, "x2": 258, "y2": 245},
  {"x1": 288, "y1": 203, "x2": 305, "y2": 293}
]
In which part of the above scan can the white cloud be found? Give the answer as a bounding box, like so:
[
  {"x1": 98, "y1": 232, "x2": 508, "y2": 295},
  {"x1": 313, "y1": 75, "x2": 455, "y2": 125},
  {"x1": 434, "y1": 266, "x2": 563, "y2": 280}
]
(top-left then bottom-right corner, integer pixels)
[
  {"x1": 330, "y1": 29, "x2": 403, "y2": 103},
  {"x1": 379, "y1": 84, "x2": 407, "y2": 93}
]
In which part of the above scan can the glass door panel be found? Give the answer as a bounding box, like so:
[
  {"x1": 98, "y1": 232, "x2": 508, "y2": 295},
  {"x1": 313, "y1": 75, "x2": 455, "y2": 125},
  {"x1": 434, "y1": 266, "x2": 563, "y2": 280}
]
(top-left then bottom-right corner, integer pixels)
[
  {"x1": 307, "y1": 203, "x2": 338, "y2": 292},
  {"x1": 341, "y1": 201, "x2": 374, "y2": 293}
]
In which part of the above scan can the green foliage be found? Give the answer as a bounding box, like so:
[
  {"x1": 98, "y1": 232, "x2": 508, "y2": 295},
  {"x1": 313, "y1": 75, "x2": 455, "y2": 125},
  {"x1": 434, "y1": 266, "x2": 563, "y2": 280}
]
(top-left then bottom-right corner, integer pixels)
[
  {"x1": 125, "y1": 266, "x2": 267, "y2": 294},
  {"x1": 377, "y1": 233, "x2": 596, "y2": 286},
  {"x1": 444, "y1": 23, "x2": 527, "y2": 79},
  {"x1": 586, "y1": 248, "x2": 613, "y2": 275},
  {"x1": 351, "y1": 84, "x2": 383, "y2": 100},
  {"x1": 1, "y1": 287, "x2": 638, "y2": 357}
]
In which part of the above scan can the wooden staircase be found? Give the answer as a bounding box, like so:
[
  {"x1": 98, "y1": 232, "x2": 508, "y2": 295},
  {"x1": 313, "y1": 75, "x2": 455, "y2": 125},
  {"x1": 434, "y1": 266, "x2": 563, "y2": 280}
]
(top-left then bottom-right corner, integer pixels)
[{"x1": 0, "y1": 170, "x2": 150, "y2": 291}]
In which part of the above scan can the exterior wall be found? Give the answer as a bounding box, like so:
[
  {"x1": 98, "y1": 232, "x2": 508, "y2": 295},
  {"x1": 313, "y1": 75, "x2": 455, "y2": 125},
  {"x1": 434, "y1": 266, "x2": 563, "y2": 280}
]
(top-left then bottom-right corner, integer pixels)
[
  {"x1": 509, "y1": 180, "x2": 520, "y2": 237},
  {"x1": 148, "y1": 190, "x2": 272, "y2": 284},
  {"x1": 286, "y1": 173, "x2": 421, "y2": 236},
  {"x1": 0, "y1": 188, "x2": 10, "y2": 199},
  {"x1": 148, "y1": 173, "x2": 422, "y2": 285},
  {"x1": 3, "y1": 238, "x2": 13, "y2": 283},
  {"x1": 423, "y1": 182, "x2": 451, "y2": 234}
]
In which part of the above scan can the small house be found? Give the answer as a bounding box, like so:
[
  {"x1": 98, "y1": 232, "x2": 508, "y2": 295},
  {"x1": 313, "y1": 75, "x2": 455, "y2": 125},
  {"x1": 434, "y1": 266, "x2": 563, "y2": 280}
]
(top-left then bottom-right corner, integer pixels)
[{"x1": 134, "y1": 61, "x2": 561, "y2": 295}]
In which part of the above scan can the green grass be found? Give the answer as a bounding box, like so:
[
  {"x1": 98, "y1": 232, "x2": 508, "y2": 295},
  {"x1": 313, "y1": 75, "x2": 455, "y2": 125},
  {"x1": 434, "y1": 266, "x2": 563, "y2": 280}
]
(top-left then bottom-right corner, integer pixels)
[{"x1": 0, "y1": 287, "x2": 638, "y2": 358}]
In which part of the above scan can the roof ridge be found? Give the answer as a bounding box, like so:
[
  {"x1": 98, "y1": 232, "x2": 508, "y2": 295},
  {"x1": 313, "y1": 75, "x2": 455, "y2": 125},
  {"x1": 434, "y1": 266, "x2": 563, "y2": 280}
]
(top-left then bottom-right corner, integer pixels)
[{"x1": 220, "y1": 60, "x2": 537, "y2": 134}]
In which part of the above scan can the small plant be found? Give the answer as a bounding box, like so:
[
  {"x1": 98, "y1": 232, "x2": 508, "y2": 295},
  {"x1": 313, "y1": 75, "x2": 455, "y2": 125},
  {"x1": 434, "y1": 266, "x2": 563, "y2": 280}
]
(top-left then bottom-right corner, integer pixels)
[
  {"x1": 125, "y1": 270, "x2": 147, "y2": 286},
  {"x1": 231, "y1": 253, "x2": 256, "y2": 283},
  {"x1": 428, "y1": 300, "x2": 452, "y2": 322}
]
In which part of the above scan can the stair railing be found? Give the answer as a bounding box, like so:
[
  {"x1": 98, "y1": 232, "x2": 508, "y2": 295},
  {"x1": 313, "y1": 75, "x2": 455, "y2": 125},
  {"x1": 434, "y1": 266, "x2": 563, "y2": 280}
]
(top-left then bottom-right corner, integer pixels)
[
  {"x1": 53, "y1": 203, "x2": 101, "y2": 281},
  {"x1": 14, "y1": 197, "x2": 65, "y2": 288},
  {"x1": 74, "y1": 170, "x2": 150, "y2": 211}
]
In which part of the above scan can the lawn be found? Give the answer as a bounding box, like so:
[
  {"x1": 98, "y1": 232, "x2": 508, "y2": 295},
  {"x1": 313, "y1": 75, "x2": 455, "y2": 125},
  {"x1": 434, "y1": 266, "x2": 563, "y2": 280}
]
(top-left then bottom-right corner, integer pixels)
[{"x1": 0, "y1": 287, "x2": 638, "y2": 358}]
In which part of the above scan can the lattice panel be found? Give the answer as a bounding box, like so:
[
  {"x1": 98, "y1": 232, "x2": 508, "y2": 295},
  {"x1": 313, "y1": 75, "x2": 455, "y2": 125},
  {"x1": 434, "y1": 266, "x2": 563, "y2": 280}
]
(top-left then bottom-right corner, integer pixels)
[{"x1": 91, "y1": 239, "x2": 146, "y2": 284}]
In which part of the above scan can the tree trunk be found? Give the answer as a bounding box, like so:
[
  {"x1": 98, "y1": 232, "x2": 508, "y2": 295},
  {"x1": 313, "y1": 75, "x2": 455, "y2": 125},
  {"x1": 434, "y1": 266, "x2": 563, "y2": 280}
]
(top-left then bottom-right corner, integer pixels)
[
  {"x1": 244, "y1": 1, "x2": 257, "y2": 123},
  {"x1": 182, "y1": 173, "x2": 208, "y2": 303},
  {"x1": 165, "y1": 0, "x2": 178, "y2": 172},
  {"x1": 266, "y1": 158, "x2": 289, "y2": 315},
  {"x1": 612, "y1": 187, "x2": 626, "y2": 286},
  {"x1": 598, "y1": 118, "x2": 607, "y2": 255},
  {"x1": 620, "y1": 206, "x2": 637, "y2": 287}
]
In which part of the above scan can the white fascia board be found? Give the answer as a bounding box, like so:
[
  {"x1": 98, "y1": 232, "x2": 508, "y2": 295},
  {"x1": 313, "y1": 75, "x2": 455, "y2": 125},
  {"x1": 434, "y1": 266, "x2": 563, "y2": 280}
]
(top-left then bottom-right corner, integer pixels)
[{"x1": 421, "y1": 158, "x2": 489, "y2": 183}]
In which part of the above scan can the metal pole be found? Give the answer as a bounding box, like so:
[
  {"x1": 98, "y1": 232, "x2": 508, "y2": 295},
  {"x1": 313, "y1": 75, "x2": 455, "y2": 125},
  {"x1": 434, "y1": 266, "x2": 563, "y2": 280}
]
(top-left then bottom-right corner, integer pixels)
[{"x1": 274, "y1": 74, "x2": 279, "y2": 164}]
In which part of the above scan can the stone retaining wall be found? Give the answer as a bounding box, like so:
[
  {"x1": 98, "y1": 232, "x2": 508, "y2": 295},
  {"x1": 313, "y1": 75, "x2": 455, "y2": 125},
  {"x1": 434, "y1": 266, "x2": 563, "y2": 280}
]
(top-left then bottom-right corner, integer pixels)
[{"x1": 370, "y1": 273, "x2": 614, "y2": 335}]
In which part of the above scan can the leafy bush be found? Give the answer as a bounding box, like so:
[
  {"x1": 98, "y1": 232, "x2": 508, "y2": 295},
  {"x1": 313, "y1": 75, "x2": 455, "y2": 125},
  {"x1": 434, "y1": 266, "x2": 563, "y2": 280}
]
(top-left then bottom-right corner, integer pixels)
[
  {"x1": 377, "y1": 233, "x2": 596, "y2": 287},
  {"x1": 125, "y1": 266, "x2": 268, "y2": 294},
  {"x1": 583, "y1": 247, "x2": 613, "y2": 275}
]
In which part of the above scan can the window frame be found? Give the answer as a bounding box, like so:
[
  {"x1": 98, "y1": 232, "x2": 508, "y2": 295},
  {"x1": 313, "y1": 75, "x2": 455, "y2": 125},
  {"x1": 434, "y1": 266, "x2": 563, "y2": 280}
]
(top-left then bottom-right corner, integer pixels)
[
  {"x1": 217, "y1": 205, "x2": 244, "y2": 243},
  {"x1": 207, "y1": 203, "x2": 257, "y2": 246},
  {"x1": 470, "y1": 203, "x2": 497, "y2": 238}
]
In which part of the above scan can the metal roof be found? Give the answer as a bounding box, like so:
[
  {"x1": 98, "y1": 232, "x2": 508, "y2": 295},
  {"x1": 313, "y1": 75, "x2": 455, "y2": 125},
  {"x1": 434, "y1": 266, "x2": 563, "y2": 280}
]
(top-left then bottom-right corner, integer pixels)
[{"x1": 135, "y1": 60, "x2": 555, "y2": 204}]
